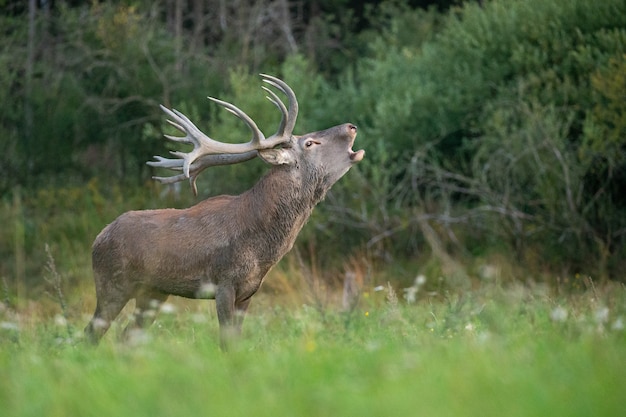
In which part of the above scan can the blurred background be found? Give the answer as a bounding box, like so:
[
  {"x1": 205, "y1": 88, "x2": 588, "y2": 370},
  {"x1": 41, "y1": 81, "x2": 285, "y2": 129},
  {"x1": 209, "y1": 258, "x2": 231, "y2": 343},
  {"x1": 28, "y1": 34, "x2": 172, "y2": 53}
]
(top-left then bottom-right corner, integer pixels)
[{"x1": 1, "y1": 0, "x2": 625, "y2": 306}]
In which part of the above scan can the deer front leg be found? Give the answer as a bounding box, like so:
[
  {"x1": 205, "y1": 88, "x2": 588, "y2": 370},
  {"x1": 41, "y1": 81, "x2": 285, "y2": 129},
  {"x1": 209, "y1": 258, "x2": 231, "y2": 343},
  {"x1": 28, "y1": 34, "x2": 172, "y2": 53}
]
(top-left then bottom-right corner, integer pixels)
[
  {"x1": 234, "y1": 298, "x2": 251, "y2": 333},
  {"x1": 216, "y1": 285, "x2": 237, "y2": 350},
  {"x1": 121, "y1": 290, "x2": 169, "y2": 341}
]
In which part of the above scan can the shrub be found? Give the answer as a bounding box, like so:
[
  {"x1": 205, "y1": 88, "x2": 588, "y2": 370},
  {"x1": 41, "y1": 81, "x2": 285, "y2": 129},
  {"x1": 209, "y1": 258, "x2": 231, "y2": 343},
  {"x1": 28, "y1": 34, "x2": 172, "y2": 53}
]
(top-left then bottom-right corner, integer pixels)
[{"x1": 331, "y1": 0, "x2": 626, "y2": 280}]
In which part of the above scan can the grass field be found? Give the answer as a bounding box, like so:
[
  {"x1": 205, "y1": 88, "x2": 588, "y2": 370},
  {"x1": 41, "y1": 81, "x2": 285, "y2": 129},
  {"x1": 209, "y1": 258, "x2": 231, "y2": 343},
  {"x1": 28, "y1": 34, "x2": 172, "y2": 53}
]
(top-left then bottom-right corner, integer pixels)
[{"x1": 1, "y1": 279, "x2": 625, "y2": 417}]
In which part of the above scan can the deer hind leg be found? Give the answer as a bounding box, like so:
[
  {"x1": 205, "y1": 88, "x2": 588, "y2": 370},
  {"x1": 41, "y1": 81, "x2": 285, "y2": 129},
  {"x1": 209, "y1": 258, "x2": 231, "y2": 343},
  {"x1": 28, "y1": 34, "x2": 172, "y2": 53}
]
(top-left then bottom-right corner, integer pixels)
[
  {"x1": 121, "y1": 289, "x2": 169, "y2": 340},
  {"x1": 85, "y1": 290, "x2": 131, "y2": 345}
]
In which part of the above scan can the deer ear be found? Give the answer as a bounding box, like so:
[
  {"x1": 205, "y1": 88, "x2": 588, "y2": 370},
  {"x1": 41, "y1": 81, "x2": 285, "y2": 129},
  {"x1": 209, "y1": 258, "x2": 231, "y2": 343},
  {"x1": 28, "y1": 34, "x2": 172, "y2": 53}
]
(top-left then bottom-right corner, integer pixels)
[{"x1": 258, "y1": 148, "x2": 296, "y2": 166}]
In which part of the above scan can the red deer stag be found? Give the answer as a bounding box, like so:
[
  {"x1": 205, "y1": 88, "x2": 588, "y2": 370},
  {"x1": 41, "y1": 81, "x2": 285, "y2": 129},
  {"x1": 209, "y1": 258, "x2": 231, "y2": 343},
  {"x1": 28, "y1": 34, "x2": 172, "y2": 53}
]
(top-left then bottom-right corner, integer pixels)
[{"x1": 85, "y1": 74, "x2": 364, "y2": 347}]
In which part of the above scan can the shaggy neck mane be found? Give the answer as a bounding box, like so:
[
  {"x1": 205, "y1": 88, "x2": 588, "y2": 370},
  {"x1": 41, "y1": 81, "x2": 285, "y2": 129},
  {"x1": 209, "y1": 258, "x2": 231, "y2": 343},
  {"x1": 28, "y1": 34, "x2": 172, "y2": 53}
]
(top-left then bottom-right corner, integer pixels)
[
  {"x1": 236, "y1": 165, "x2": 326, "y2": 251},
  {"x1": 250, "y1": 164, "x2": 325, "y2": 217}
]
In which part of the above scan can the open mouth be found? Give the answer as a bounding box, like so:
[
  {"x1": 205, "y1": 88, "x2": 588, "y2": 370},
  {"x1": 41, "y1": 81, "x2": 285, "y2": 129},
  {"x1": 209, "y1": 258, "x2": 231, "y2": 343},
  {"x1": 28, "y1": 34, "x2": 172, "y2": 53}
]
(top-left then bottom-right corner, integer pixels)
[
  {"x1": 349, "y1": 134, "x2": 365, "y2": 162},
  {"x1": 350, "y1": 148, "x2": 365, "y2": 162}
]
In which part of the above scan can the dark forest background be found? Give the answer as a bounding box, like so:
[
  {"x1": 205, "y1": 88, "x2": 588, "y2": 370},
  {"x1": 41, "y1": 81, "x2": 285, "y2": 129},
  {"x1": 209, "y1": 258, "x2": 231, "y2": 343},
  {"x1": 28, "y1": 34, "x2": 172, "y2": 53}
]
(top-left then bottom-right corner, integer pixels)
[{"x1": 2, "y1": 0, "x2": 626, "y2": 295}]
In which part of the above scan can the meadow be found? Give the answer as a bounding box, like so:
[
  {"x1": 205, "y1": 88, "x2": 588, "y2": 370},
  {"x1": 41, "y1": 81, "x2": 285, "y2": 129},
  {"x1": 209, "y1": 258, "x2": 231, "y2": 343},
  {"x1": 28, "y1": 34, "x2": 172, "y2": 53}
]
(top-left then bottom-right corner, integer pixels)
[
  {"x1": 1, "y1": 268, "x2": 624, "y2": 417},
  {"x1": 3, "y1": 1, "x2": 626, "y2": 415}
]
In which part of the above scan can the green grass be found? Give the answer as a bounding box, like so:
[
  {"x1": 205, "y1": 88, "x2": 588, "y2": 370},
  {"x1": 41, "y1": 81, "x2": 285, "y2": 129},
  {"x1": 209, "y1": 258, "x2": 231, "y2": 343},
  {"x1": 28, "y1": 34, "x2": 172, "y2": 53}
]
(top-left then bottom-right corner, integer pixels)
[{"x1": 1, "y1": 284, "x2": 625, "y2": 417}]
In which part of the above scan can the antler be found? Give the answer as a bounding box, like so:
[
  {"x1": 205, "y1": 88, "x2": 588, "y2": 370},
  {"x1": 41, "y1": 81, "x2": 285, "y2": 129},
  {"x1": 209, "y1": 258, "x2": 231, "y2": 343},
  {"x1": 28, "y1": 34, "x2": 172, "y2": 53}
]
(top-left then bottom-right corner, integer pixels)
[{"x1": 147, "y1": 74, "x2": 299, "y2": 196}]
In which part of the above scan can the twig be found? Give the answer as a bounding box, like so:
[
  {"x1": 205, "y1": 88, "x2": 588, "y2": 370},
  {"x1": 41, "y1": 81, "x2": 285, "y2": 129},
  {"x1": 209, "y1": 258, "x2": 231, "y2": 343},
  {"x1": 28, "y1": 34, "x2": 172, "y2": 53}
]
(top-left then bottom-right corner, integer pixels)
[
  {"x1": 44, "y1": 244, "x2": 72, "y2": 337},
  {"x1": 1, "y1": 276, "x2": 10, "y2": 309}
]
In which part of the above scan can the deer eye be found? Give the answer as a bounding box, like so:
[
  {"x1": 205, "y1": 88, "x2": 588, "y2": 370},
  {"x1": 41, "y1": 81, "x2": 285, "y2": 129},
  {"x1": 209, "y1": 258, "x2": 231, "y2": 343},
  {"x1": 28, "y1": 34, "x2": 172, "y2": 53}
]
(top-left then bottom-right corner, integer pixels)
[{"x1": 305, "y1": 140, "x2": 320, "y2": 148}]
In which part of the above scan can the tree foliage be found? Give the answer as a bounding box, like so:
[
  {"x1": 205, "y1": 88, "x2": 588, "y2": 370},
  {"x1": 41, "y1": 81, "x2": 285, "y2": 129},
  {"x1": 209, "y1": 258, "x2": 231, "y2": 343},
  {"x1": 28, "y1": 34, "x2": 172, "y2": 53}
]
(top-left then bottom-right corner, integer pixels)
[{"x1": 335, "y1": 0, "x2": 626, "y2": 279}]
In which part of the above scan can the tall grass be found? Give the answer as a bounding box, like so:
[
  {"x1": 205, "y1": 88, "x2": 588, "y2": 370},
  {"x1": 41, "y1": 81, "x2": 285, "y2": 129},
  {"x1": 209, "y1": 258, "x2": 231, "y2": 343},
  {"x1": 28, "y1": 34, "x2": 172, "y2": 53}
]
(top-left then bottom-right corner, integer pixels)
[
  {"x1": 1, "y1": 279, "x2": 624, "y2": 417},
  {"x1": 1, "y1": 180, "x2": 624, "y2": 417}
]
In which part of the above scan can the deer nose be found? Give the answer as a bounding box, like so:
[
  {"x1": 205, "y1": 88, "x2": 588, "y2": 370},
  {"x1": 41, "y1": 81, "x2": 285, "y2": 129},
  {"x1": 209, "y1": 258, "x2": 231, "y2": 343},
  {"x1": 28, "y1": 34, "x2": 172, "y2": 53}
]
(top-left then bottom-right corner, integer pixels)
[{"x1": 347, "y1": 124, "x2": 357, "y2": 135}]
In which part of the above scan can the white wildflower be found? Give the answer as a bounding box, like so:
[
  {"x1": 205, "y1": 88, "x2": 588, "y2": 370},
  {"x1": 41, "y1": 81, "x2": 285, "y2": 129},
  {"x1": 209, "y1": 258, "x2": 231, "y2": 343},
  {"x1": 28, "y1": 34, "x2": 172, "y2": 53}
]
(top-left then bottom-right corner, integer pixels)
[
  {"x1": 54, "y1": 314, "x2": 67, "y2": 327},
  {"x1": 415, "y1": 275, "x2": 427, "y2": 286},
  {"x1": 126, "y1": 328, "x2": 151, "y2": 346},
  {"x1": 611, "y1": 317, "x2": 623, "y2": 331},
  {"x1": 594, "y1": 307, "x2": 609, "y2": 324},
  {"x1": 550, "y1": 306, "x2": 568, "y2": 322},
  {"x1": 196, "y1": 283, "x2": 217, "y2": 298},
  {"x1": 159, "y1": 303, "x2": 177, "y2": 314},
  {"x1": 403, "y1": 287, "x2": 418, "y2": 304},
  {"x1": 479, "y1": 265, "x2": 498, "y2": 281},
  {"x1": 91, "y1": 317, "x2": 108, "y2": 330},
  {"x1": 141, "y1": 308, "x2": 156, "y2": 319},
  {"x1": 0, "y1": 321, "x2": 19, "y2": 331},
  {"x1": 403, "y1": 275, "x2": 427, "y2": 304}
]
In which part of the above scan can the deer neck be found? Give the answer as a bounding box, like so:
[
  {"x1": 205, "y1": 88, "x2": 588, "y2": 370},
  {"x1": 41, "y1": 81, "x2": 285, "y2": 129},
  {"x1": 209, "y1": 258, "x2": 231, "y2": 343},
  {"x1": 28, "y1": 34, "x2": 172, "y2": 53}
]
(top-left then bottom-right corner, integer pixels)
[
  {"x1": 241, "y1": 166, "x2": 326, "y2": 256},
  {"x1": 251, "y1": 165, "x2": 325, "y2": 221}
]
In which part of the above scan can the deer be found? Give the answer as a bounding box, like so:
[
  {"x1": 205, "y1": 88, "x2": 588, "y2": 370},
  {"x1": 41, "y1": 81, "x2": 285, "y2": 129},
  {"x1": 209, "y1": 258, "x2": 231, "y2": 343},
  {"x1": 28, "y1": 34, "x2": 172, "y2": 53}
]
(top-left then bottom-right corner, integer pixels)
[{"x1": 84, "y1": 74, "x2": 364, "y2": 348}]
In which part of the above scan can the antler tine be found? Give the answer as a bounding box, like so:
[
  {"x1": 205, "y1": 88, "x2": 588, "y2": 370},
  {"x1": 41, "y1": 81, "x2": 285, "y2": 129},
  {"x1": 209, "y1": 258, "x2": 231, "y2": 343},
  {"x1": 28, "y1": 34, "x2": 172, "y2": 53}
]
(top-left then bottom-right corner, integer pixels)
[
  {"x1": 158, "y1": 105, "x2": 211, "y2": 178},
  {"x1": 207, "y1": 97, "x2": 265, "y2": 146},
  {"x1": 149, "y1": 151, "x2": 258, "y2": 197},
  {"x1": 262, "y1": 86, "x2": 288, "y2": 137},
  {"x1": 260, "y1": 74, "x2": 299, "y2": 139},
  {"x1": 149, "y1": 75, "x2": 298, "y2": 194},
  {"x1": 160, "y1": 106, "x2": 201, "y2": 144},
  {"x1": 148, "y1": 155, "x2": 179, "y2": 169},
  {"x1": 153, "y1": 168, "x2": 203, "y2": 197},
  {"x1": 158, "y1": 101, "x2": 268, "y2": 178}
]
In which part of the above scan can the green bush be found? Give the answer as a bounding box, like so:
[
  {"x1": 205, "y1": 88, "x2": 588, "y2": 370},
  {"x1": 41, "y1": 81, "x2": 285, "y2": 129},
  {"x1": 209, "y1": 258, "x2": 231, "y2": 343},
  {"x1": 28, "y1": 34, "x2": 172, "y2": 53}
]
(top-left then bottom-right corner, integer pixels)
[{"x1": 325, "y1": 0, "x2": 626, "y2": 279}]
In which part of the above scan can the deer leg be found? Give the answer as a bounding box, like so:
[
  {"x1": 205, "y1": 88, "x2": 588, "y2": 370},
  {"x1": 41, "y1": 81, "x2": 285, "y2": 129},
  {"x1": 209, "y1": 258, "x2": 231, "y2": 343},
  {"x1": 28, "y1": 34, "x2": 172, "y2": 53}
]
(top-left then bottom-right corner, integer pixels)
[
  {"x1": 234, "y1": 298, "x2": 251, "y2": 335},
  {"x1": 122, "y1": 290, "x2": 169, "y2": 340},
  {"x1": 85, "y1": 293, "x2": 131, "y2": 345},
  {"x1": 216, "y1": 285, "x2": 237, "y2": 350}
]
